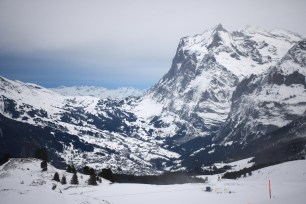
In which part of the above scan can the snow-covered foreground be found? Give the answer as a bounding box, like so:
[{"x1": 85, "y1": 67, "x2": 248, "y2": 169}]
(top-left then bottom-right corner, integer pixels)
[{"x1": 1, "y1": 158, "x2": 306, "y2": 204}]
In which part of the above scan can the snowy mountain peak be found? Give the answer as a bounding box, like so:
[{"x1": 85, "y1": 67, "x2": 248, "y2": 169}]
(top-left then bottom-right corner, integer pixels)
[
  {"x1": 171, "y1": 25, "x2": 302, "y2": 80},
  {"x1": 178, "y1": 24, "x2": 229, "y2": 51},
  {"x1": 141, "y1": 25, "x2": 303, "y2": 143},
  {"x1": 213, "y1": 23, "x2": 227, "y2": 32}
]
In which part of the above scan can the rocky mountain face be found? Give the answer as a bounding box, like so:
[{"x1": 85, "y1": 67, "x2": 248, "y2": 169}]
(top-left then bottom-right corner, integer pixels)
[
  {"x1": 136, "y1": 24, "x2": 302, "y2": 144},
  {"x1": 1, "y1": 25, "x2": 305, "y2": 173},
  {"x1": 200, "y1": 40, "x2": 306, "y2": 163},
  {"x1": 215, "y1": 40, "x2": 306, "y2": 145}
]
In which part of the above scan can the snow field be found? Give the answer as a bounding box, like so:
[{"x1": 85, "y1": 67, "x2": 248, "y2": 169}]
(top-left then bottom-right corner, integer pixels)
[{"x1": 1, "y1": 158, "x2": 306, "y2": 204}]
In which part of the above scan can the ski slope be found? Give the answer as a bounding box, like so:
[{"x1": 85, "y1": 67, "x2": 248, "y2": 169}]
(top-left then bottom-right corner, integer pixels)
[{"x1": 0, "y1": 158, "x2": 305, "y2": 204}]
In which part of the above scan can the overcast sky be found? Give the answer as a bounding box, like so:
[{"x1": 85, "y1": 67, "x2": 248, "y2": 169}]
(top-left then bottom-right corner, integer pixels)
[{"x1": 0, "y1": 0, "x2": 305, "y2": 89}]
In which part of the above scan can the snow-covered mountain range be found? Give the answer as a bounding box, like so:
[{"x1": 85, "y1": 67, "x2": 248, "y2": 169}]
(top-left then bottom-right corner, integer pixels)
[
  {"x1": 52, "y1": 86, "x2": 144, "y2": 99},
  {"x1": 0, "y1": 76, "x2": 181, "y2": 174},
  {"x1": 1, "y1": 25, "x2": 306, "y2": 174}
]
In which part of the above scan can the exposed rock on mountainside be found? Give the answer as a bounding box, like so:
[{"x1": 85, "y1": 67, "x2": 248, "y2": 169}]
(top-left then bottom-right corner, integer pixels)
[{"x1": 215, "y1": 40, "x2": 306, "y2": 145}]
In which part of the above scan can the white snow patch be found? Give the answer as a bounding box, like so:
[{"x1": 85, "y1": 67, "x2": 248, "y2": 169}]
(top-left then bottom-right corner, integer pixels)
[{"x1": 133, "y1": 95, "x2": 163, "y2": 119}]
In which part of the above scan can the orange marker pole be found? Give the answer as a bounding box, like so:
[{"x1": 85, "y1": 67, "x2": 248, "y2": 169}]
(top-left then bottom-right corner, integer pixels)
[{"x1": 268, "y1": 179, "x2": 271, "y2": 199}]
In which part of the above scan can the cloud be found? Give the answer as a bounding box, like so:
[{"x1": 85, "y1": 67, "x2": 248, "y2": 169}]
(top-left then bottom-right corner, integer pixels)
[{"x1": 0, "y1": 0, "x2": 305, "y2": 88}]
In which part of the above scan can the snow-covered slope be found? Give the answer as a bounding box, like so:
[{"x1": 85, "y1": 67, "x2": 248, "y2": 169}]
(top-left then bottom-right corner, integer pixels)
[
  {"x1": 52, "y1": 86, "x2": 144, "y2": 99},
  {"x1": 1, "y1": 158, "x2": 305, "y2": 204},
  {"x1": 0, "y1": 158, "x2": 111, "y2": 204}
]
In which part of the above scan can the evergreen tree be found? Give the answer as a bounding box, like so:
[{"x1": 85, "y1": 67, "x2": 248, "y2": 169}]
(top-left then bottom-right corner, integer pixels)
[
  {"x1": 61, "y1": 175, "x2": 67, "y2": 185},
  {"x1": 70, "y1": 173, "x2": 79, "y2": 185},
  {"x1": 41, "y1": 160, "x2": 47, "y2": 171},
  {"x1": 88, "y1": 174, "x2": 97, "y2": 185},
  {"x1": 53, "y1": 172, "x2": 60, "y2": 182}
]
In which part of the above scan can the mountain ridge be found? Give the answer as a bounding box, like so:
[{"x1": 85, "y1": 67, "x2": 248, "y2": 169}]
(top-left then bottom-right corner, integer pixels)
[{"x1": 52, "y1": 86, "x2": 145, "y2": 99}]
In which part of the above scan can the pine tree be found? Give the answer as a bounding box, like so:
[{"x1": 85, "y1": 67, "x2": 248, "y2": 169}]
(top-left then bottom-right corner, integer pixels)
[
  {"x1": 88, "y1": 174, "x2": 97, "y2": 185},
  {"x1": 53, "y1": 172, "x2": 60, "y2": 182},
  {"x1": 70, "y1": 173, "x2": 79, "y2": 185},
  {"x1": 61, "y1": 175, "x2": 67, "y2": 185}
]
